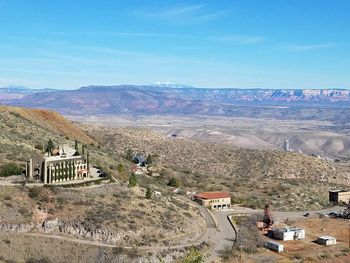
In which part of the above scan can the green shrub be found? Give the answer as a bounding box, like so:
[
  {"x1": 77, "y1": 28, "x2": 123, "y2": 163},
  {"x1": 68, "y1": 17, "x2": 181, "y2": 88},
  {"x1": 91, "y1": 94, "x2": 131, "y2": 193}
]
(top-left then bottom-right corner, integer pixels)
[
  {"x1": 182, "y1": 247, "x2": 204, "y2": 263},
  {"x1": 34, "y1": 144, "x2": 43, "y2": 151},
  {"x1": 145, "y1": 187, "x2": 152, "y2": 199},
  {"x1": 167, "y1": 177, "x2": 180, "y2": 187},
  {"x1": 0, "y1": 163, "x2": 23, "y2": 177},
  {"x1": 129, "y1": 174, "x2": 137, "y2": 187}
]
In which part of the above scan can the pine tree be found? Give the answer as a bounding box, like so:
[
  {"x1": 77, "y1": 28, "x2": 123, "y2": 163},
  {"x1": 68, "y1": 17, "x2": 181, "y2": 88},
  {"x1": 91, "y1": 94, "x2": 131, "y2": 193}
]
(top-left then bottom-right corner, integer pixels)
[
  {"x1": 45, "y1": 139, "x2": 55, "y2": 156},
  {"x1": 74, "y1": 139, "x2": 78, "y2": 151},
  {"x1": 145, "y1": 187, "x2": 152, "y2": 199},
  {"x1": 86, "y1": 151, "x2": 90, "y2": 171},
  {"x1": 82, "y1": 144, "x2": 85, "y2": 155}
]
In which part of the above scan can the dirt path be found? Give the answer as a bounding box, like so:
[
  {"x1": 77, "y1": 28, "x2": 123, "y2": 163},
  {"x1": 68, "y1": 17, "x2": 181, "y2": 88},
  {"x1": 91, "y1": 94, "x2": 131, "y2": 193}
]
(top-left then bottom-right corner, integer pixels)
[{"x1": 25, "y1": 231, "x2": 209, "y2": 251}]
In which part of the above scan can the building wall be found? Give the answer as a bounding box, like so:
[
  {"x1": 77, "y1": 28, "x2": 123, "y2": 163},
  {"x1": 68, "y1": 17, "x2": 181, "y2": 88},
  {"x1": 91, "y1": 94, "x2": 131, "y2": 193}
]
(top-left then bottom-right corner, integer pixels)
[
  {"x1": 201, "y1": 197, "x2": 231, "y2": 210},
  {"x1": 338, "y1": 192, "x2": 350, "y2": 204},
  {"x1": 329, "y1": 191, "x2": 350, "y2": 204},
  {"x1": 27, "y1": 156, "x2": 88, "y2": 184}
]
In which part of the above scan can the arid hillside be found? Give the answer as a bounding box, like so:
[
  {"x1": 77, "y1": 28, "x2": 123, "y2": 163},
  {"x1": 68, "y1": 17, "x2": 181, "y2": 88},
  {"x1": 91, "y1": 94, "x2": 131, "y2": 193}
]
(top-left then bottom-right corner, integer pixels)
[
  {"x1": 0, "y1": 105, "x2": 94, "y2": 144},
  {"x1": 0, "y1": 106, "x2": 117, "y2": 171},
  {"x1": 0, "y1": 105, "x2": 204, "y2": 262},
  {"x1": 86, "y1": 126, "x2": 350, "y2": 211}
]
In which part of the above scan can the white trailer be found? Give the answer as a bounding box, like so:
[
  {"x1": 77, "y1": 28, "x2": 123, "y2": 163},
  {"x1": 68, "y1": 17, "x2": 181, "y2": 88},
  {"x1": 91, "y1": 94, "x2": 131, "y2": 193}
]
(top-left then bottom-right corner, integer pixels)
[
  {"x1": 317, "y1": 236, "x2": 336, "y2": 246},
  {"x1": 268, "y1": 227, "x2": 305, "y2": 241},
  {"x1": 265, "y1": 241, "x2": 284, "y2": 252}
]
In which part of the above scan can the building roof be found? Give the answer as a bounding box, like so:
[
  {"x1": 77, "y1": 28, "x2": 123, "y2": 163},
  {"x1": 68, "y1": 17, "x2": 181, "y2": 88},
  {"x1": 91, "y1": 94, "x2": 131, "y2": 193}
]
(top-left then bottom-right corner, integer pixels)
[
  {"x1": 195, "y1": 192, "x2": 230, "y2": 200},
  {"x1": 329, "y1": 189, "x2": 350, "y2": 193}
]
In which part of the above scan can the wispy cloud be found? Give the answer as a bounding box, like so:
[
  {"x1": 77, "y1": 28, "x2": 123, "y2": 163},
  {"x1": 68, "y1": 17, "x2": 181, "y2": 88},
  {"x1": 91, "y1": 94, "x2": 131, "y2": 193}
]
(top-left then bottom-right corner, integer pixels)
[
  {"x1": 214, "y1": 34, "x2": 266, "y2": 44},
  {"x1": 44, "y1": 31, "x2": 265, "y2": 46},
  {"x1": 135, "y1": 5, "x2": 230, "y2": 24},
  {"x1": 154, "y1": 5, "x2": 204, "y2": 17},
  {"x1": 277, "y1": 43, "x2": 338, "y2": 52}
]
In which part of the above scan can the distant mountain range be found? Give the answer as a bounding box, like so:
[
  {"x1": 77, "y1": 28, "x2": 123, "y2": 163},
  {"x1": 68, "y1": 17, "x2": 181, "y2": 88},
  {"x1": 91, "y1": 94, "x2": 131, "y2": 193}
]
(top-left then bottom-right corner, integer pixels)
[
  {"x1": 0, "y1": 85, "x2": 349, "y2": 116},
  {"x1": 0, "y1": 85, "x2": 58, "y2": 93}
]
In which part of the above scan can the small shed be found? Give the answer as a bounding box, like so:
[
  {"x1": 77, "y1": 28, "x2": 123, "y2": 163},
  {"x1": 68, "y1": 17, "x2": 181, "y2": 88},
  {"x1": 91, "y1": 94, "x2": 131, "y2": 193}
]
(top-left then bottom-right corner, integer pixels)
[
  {"x1": 265, "y1": 241, "x2": 283, "y2": 253},
  {"x1": 317, "y1": 236, "x2": 336, "y2": 246},
  {"x1": 268, "y1": 227, "x2": 305, "y2": 241}
]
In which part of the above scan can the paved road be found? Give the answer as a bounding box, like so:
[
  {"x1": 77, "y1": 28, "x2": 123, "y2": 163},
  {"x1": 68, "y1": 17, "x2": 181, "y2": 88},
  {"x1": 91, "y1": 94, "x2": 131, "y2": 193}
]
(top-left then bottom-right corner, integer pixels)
[
  {"x1": 205, "y1": 211, "x2": 236, "y2": 263},
  {"x1": 175, "y1": 196, "x2": 234, "y2": 262},
  {"x1": 228, "y1": 205, "x2": 345, "y2": 221},
  {"x1": 203, "y1": 204, "x2": 345, "y2": 262}
]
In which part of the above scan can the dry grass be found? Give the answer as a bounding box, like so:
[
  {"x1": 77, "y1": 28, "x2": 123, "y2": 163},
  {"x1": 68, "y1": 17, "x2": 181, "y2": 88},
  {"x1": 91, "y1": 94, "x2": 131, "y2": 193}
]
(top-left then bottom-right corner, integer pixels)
[{"x1": 85, "y1": 126, "x2": 350, "y2": 211}]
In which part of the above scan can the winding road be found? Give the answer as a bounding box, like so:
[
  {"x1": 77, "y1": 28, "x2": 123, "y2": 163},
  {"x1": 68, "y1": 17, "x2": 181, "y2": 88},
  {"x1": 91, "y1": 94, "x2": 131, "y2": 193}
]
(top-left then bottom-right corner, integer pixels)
[{"x1": 11, "y1": 196, "x2": 345, "y2": 263}]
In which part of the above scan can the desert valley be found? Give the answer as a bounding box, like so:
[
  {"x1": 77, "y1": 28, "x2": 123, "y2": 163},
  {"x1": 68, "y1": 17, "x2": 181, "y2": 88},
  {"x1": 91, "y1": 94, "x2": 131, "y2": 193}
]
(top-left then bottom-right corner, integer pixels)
[{"x1": 1, "y1": 1, "x2": 350, "y2": 262}]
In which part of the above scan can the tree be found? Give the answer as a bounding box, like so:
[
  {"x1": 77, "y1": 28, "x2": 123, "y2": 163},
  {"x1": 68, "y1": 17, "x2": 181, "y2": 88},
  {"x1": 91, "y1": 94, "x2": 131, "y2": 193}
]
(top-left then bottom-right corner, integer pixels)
[
  {"x1": 86, "y1": 151, "x2": 90, "y2": 171},
  {"x1": 82, "y1": 144, "x2": 85, "y2": 155},
  {"x1": 128, "y1": 174, "x2": 137, "y2": 187},
  {"x1": 167, "y1": 177, "x2": 180, "y2": 187},
  {"x1": 45, "y1": 139, "x2": 55, "y2": 156},
  {"x1": 74, "y1": 139, "x2": 78, "y2": 151},
  {"x1": 145, "y1": 187, "x2": 152, "y2": 199},
  {"x1": 183, "y1": 247, "x2": 204, "y2": 263}
]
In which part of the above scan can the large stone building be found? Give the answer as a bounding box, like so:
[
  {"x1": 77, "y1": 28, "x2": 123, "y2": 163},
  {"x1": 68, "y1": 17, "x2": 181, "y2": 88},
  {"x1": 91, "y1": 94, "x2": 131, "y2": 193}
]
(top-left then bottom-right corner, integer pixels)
[
  {"x1": 193, "y1": 192, "x2": 231, "y2": 210},
  {"x1": 26, "y1": 145, "x2": 89, "y2": 184},
  {"x1": 329, "y1": 190, "x2": 350, "y2": 204}
]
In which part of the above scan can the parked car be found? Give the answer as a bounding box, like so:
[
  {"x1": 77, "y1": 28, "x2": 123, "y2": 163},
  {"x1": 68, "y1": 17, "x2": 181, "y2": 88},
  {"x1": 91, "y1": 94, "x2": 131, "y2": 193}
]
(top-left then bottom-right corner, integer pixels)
[{"x1": 99, "y1": 172, "x2": 108, "y2": 178}]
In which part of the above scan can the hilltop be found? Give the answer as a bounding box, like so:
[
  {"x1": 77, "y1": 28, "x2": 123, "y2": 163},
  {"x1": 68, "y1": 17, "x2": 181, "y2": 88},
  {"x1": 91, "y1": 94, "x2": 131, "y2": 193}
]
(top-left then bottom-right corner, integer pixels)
[{"x1": 0, "y1": 105, "x2": 95, "y2": 167}]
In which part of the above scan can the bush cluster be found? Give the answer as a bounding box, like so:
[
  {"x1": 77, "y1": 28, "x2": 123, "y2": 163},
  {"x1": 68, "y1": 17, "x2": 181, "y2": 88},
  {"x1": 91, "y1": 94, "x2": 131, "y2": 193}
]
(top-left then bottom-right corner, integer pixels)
[{"x1": 0, "y1": 163, "x2": 23, "y2": 177}]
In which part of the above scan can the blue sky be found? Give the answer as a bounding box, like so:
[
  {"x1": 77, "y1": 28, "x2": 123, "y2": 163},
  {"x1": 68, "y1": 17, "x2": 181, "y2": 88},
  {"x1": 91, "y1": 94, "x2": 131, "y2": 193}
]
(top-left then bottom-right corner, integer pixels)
[{"x1": 0, "y1": 0, "x2": 349, "y2": 89}]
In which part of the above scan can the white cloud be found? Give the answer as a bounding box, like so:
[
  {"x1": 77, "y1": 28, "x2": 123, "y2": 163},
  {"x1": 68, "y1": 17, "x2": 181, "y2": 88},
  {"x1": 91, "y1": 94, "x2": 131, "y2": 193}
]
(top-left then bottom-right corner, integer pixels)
[
  {"x1": 277, "y1": 43, "x2": 337, "y2": 52},
  {"x1": 214, "y1": 34, "x2": 266, "y2": 44},
  {"x1": 136, "y1": 5, "x2": 230, "y2": 24}
]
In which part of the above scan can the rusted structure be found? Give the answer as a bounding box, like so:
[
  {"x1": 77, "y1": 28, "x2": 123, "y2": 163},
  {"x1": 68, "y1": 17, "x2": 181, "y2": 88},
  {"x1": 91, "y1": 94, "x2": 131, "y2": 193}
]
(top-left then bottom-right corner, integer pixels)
[{"x1": 263, "y1": 204, "x2": 273, "y2": 228}]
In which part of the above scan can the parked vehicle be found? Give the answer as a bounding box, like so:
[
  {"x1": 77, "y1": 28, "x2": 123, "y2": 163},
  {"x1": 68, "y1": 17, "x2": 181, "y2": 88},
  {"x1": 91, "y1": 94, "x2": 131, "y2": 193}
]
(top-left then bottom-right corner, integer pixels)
[{"x1": 99, "y1": 172, "x2": 108, "y2": 178}]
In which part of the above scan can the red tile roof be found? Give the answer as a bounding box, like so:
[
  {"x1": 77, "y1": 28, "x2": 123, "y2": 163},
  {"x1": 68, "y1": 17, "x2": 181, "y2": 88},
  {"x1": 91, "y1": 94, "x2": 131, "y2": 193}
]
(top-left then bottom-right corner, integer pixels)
[{"x1": 194, "y1": 192, "x2": 230, "y2": 200}]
